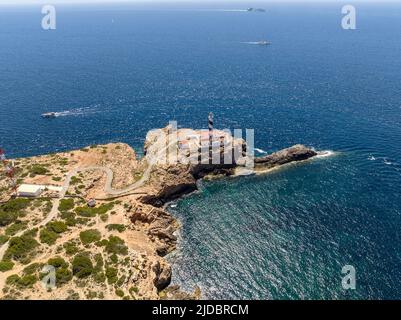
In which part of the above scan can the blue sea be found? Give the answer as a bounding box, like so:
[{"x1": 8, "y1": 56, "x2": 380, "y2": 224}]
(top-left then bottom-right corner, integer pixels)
[{"x1": 1, "y1": 2, "x2": 401, "y2": 299}]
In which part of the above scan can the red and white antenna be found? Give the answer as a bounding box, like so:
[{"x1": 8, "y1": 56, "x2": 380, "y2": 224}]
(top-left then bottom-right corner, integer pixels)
[{"x1": 0, "y1": 149, "x2": 17, "y2": 195}]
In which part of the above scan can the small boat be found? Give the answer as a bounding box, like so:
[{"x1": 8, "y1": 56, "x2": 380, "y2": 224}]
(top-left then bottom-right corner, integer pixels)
[
  {"x1": 256, "y1": 40, "x2": 271, "y2": 46},
  {"x1": 41, "y1": 112, "x2": 57, "y2": 118},
  {"x1": 247, "y1": 8, "x2": 266, "y2": 12}
]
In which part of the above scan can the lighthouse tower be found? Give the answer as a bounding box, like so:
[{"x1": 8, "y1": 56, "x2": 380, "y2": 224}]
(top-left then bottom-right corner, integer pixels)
[
  {"x1": 208, "y1": 112, "x2": 214, "y2": 135},
  {"x1": 208, "y1": 112, "x2": 214, "y2": 162}
]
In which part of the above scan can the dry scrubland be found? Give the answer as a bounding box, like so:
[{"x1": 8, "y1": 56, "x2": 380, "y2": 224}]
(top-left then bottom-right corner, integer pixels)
[{"x1": 0, "y1": 142, "x2": 197, "y2": 300}]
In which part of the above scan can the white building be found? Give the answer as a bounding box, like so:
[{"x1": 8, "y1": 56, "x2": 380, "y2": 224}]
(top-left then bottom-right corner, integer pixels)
[{"x1": 17, "y1": 184, "x2": 45, "y2": 197}]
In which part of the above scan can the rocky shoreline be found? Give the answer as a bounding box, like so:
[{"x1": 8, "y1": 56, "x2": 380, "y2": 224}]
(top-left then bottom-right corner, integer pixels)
[
  {"x1": 0, "y1": 126, "x2": 318, "y2": 300},
  {"x1": 130, "y1": 133, "x2": 318, "y2": 297}
]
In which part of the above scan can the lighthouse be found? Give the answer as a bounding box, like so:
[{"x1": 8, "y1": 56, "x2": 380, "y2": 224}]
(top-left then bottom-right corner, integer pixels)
[
  {"x1": 208, "y1": 112, "x2": 214, "y2": 135},
  {"x1": 208, "y1": 112, "x2": 214, "y2": 162}
]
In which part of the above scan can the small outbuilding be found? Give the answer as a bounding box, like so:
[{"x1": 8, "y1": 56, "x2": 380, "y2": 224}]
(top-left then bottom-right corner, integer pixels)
[
  {"x1": 87, "y1": 198, "x2": 96, "y2": 208},
  {"x1": 17, "y1": 184, "x2": 44, "y2": 197}
]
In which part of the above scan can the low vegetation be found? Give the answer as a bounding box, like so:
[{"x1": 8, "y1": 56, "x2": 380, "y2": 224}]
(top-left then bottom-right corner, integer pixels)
[
  {"x1": 0, "y1": 261, "x2": 14, "y2": 272},
  {"x1": 0, "y1": 199, "x2": 31, "y2": 227},
  {"x1": 72, "y1": 253, "x2": 93, "y2": 279},
  {"x1": 63, "y1": 240, "x2": 79, "y2": 256},
  {"x1": 5, "y1": 220, "x2": 28, "y2": 236},
  {"x1": 74, "y1": 203, "x2": 114, "y2": 218},
  {"x1": 58, "y1": 199, "x2": 75, "y2": 212},
  {"x1": 39, "y1": 228, "x2": 59, "y2": 245},
  {"x1": 29, "y1": 164, "x2": 49, "y2": 176},
  {"x1": 3, "y1": 234, "x2": 39, "y2": 264},
  {"x1": 79, "y1": 229, "x2": 101, "y2": 245},
  {"x1": 105, "y1": 236, "x2": 128, "y2": 256},
  {"x1": 46, "y1": 221, "x2": 68, "y2": 234},
  {"x1": 106, "y1": 224, "x2": 126, "y2": 233}
]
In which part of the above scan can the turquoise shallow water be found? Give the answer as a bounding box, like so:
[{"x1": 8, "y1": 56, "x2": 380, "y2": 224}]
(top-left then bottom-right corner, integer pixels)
[{"x1": 1, "y1": 2, "x2": 401, "y2": 299}]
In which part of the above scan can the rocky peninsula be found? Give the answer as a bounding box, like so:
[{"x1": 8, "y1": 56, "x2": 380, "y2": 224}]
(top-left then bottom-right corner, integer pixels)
[{"x1": 0, "y1": 126, "x2": 318, "y2": 300}]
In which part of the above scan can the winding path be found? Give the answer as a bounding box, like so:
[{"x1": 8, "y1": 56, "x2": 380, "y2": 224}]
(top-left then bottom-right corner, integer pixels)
[{"x1": 0, "y1": 138, "x2": 175, "y2": 261}]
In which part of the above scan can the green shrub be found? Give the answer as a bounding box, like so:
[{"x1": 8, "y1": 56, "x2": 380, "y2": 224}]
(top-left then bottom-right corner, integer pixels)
[
  {"x1": 0, "y1": 199, "x2": 31, "y2": 227},
  {"x1": 23, "y1": 263, "x2": 41, "y2": 275},
  {"x1": 6, "y1": 274, "x2": 20, "y2": 286},
  {"x1": 105, "y1": 236, "x2": 128, "y2": 256},
  {"x1": 23, "y1": 227, "x2": 38, "y2": 238},
  {"x1": 86, "y1": 291, "x2": 97, "y2": 299},
  {"x1": 100, "y1": 214, "x2": 108, "y2": 222},
  {"x1": 75, "y1": 206, "x2": 96, "y2": 217},
  {"x1": 94, "y1": 253, "x2": 104, "y2": 270},
  {"x1": 47, "y1": 221, "x2": 68, "y2": 234},
  {"x1": 30, "y1": 164, "x2": 48, "y2": 175},
  {"x1": 75, "y1": 203, "x2": 114, "y2": 218},
  {"x1": 70, "y1": 176, "x2": 82, "y2": 185},
  {"x1": 94, "y1": 272, "x2": 106, "y2": 284},
  {"x1": 5, "y1": 220, "x2": 28, "y2": 236},
  {"x1": 18, "y1": 274, "x2": 37, "y2": 287},
  {"x1": 63, "y1": 241, "x2": 79, "y2": 256},
  {"x1": 95, "y1": 239, "x2": 109, "y2": 247},
  {"x1": 79, "y1": 229, "x2": 101, "y2": 245},
  {"x1": 0, "y1": 211, "x2": 18, "y2": 227},
  {"x1": 58, "y1": 199, "x2": 74, "y2": 212},
  {"x1": 67, "y1": 291, "x2": 80, "y2": 300},
  {"x1": 115, "y1": 289, "x2": 124, "y2": 297},
  {"x1": 39, "y1": 228, "x2": 59, "y2": 245},
  {"x1": 60, "y1": 210, "x2": 77, "y2": 226},
  {"x1": 72, "y1": 253, "x2": 93, "y2": 279},
  {"x1": 110, "y1": 254, "x2": 118, "y2": 264},
  {"x1": 4, "y1": 235, "x2": 39, "y2": 263},
  {"x1": 0, "y1": 235, "x2": 10, "y2": 245},
  {"x1": 106, "y1": 224, "x2": 126, "y2": 233},
  {"x1": 58, "y1": 158, "x2": 69, "y2": 166},
  {"x1": 1, "y1": 198, "x2": 31, "y2": 213},
  {"x1": 116, "y1": 275, "x2": 126, "y2": 287},
  {"x1": 48, "y1": 256, "x2": 68, "y2": 269},
  {"x1": 56, "y1": 268, "x2": 73, "y2": 285},
  {"x1": 0, "y1": 261, "x2": 14, "y2": 272},
  {"x1": 129, "y1": 286, "x2": 139, "y2": 297},
  {"x1": 105, "y1": 267, "x2": 118, "y2": 284}
]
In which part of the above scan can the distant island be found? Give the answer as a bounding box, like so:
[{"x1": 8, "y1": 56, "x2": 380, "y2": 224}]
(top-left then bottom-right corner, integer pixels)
[{"x1": 0, "y1": 125, "x2": 318, "y2": 300}]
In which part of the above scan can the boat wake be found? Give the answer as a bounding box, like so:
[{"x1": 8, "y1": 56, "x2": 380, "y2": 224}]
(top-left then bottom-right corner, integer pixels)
[
  {"x1": 368, "y1": 155, "x2": 394, "y2": 166},
  {"x1": 49, "y1": 106, "x2": 100, "y2": 118},
  {"x1": 219, "y1": 9, "x2": 249, "y2": 12},
  {"x1": 254, "y1": 148, "x2": 267, "y2": 154},
  {"x1": 200, "y1": 9, "x2": 249, "y2": 12},
  {"x1": 241, "y1": 41, "x2": 264, "y2": 45},
  {"x1": 315, "y1": 150, "x2": 336, "y2": 158}
]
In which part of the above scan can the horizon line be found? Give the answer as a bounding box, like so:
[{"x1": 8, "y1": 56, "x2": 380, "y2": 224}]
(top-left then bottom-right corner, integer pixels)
[{"x1": 2, "y1": 0, "x2": 401, "y2": 6}]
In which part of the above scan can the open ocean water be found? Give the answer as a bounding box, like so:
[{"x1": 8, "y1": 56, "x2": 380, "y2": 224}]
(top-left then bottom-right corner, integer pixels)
[{"x1": 1, "y1": 2, "x2": 401, "y2": 299}]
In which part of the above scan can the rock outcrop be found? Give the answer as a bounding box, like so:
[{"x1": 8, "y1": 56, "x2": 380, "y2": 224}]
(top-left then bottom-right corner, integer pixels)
[
  {"x1": 152, "y1": 260, "x2": 172, "y2": 291},
  {"x1": 254, "y1": 144, "x2": 317, "y2": 169}
]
